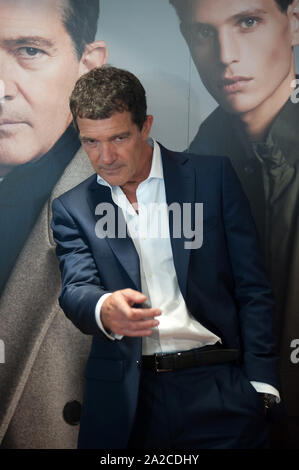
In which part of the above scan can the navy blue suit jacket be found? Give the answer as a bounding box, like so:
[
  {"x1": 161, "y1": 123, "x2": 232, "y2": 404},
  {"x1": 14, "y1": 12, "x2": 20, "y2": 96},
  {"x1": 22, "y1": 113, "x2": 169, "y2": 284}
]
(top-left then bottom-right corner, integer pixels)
[{"x1": 51, "y1": 144, "x2": 278, "y2": 448}]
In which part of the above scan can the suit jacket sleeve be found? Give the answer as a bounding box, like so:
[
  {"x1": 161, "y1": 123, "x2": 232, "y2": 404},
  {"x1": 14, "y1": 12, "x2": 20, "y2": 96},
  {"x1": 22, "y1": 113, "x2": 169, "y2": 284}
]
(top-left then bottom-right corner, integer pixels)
[
  {"x1": 220, "y1": 156, "x2": 278, "y2": 386},
  {"x1": 51, "y1": 197, "x2": 109, "y2": 337}
]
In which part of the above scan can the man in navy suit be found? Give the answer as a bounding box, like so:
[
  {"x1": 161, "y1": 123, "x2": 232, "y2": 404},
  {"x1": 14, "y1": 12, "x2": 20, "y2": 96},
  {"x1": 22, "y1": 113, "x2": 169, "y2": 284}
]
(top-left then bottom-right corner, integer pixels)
[{"x1": 51, "y1": 66, "x2": 280, "y2": 449}]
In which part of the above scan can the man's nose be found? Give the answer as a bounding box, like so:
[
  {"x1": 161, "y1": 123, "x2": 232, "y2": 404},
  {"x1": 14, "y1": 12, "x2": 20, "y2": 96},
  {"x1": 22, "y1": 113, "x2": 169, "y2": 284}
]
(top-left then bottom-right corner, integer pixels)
[
  {"x1": 217, "y1": 29, "x2": 239, "y2": 66},
  {"x1": 100, "y1": 143, "x2": 116, "y2": 165},
  {"x1": 0, "y1": 56, "x2": 18, "y2": 102}
]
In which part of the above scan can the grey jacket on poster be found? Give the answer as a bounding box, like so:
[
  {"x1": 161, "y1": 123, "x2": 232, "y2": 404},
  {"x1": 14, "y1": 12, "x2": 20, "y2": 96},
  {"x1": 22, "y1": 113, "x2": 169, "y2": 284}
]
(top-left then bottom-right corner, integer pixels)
[{"x1": 0, "y1": 148, "x2": 93, "y2": 449}]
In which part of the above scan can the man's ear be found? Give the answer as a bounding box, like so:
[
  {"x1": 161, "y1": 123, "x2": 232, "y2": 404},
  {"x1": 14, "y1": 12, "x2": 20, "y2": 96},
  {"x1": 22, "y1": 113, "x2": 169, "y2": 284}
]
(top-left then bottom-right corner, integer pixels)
[
  {"x1": 289, "y1": 0, "x2": 299, "y2": 46},
  {"x1": 142, "y1": 115, "x2": 154, "y2": 140},
  {"x1": 78, "y1": 41, "x2": 108, "y2": 76}
]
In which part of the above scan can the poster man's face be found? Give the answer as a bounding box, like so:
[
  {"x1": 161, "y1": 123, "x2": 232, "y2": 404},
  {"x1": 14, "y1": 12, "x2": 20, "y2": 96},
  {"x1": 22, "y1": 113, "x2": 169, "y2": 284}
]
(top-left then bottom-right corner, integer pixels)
[
  {"x1": 179, "y1": 0, "x2": 296, "y2": 115},
  {"x1": 0, "y1": 0, "x2": 86, "y2": 173}
]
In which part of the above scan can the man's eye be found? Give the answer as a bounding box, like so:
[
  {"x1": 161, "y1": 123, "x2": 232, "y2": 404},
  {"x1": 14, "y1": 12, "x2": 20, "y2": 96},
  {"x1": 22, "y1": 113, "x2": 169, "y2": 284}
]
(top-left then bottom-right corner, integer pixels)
[
  {"x1": 196, "y1": 25, "x2": 215, "y2": 40},
  {"x1": 83, "y1": 140, "x2": 97, "y2": 146},
  {"x1": 17, "y1": 47, "x2": 45, "y2": 58},
  {"x1": 239, "y1": 17, "x2": 259, "y2": 29}
]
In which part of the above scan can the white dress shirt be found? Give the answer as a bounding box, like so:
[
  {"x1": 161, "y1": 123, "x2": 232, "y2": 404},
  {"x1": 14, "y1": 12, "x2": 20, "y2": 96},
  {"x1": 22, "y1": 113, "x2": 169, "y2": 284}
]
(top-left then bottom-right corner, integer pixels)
[{"x1": 94, "y1": 138, "x2": 280, "y2": 399}]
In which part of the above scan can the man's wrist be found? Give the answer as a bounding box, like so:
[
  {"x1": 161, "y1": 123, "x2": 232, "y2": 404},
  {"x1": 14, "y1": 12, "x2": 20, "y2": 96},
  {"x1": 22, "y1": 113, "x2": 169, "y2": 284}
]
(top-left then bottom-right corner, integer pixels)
[
  {"x1": 95, "y1": 293, "x2": 115, "y2": 339},
  {"x1": 250, "y1": 381, "x2": 280, "y2": 402},
  {"x1": 95, "y1": 293, "x2": 123, "y2": 340}
]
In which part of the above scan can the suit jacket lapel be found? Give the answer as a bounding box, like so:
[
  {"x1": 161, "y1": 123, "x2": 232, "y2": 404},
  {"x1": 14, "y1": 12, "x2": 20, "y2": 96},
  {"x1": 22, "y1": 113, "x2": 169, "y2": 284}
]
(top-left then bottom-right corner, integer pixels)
[
  {"x1": 87, "y1": 178, "x2": 141, "y2": 292},
  {"x1": 160, "y1": 145, "x2": 196, "y2": 299}
]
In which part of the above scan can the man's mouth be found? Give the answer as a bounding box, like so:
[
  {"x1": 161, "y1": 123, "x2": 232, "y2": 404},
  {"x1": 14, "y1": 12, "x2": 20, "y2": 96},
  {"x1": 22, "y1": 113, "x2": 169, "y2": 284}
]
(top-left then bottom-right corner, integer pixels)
[
  {"x1": 0, "y1": 118, "x2": 27, "y2": 127},
  {"x1": 218, "y1": 76, "x2": 253, "y2": 94},
  {"x1": 0, "y1": 119, "x2": 28, "y2": 134},
  {"x1": 101, "y1": 166, "x2": 123, "y2": 173}
]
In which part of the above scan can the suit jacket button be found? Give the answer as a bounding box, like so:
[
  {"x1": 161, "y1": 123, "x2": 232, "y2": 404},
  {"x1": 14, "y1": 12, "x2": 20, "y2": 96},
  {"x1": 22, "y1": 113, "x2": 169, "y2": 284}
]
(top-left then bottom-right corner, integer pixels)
[
  {"x1": 63, "y1": 401, "x2": 81, "y2": 426},
  {"x1": 136, "y1": 360, "x2": 141, "y2": 368}
]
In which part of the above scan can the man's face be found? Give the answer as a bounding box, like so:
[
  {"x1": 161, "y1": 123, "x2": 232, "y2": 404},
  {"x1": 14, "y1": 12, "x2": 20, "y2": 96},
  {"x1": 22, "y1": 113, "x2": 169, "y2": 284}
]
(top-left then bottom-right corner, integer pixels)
[
  {"x1": 0, "y1": 0, "x2": 84, "y2": 173},
  {"x1": 78, "y1": 111, "x2": 153, "y2": 190},
  {"x1": 179, "y1": 0, "x2": 296, "y2": 115}
]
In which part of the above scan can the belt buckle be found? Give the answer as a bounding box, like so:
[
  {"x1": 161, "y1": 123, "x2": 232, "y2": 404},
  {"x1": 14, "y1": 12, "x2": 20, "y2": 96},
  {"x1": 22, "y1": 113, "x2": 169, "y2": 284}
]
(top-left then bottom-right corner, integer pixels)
[{"x1": 155, "y1": 354, "x2": 173, "y2": 373}]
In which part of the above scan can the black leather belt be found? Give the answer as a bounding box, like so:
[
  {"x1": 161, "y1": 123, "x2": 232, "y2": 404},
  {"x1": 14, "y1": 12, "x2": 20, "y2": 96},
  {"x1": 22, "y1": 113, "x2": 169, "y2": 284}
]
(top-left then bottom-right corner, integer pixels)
[{"x1": 141, "y1": 344, "x2": 240, "y2": 373}]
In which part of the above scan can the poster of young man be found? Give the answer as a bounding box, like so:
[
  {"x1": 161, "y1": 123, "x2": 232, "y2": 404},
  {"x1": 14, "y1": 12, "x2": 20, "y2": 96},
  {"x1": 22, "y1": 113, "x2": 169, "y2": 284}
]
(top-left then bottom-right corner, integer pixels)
[{"x1": 169, "y1": 0, "x2": 299, "y2": 449}]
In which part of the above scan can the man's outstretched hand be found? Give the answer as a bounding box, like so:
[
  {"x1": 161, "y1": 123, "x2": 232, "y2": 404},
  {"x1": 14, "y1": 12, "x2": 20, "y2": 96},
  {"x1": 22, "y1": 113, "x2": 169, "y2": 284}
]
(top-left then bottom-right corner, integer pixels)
[{"x1": 101, "y1": 288, "x2": 161, "y2": 337}]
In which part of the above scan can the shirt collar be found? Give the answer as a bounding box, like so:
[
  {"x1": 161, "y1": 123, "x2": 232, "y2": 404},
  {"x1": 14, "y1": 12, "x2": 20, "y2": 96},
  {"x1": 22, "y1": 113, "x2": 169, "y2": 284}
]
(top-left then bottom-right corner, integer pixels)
[
  {"x1": 251, "y1": 96, "x2": 299, "y2": 166},
  {"x1": 97, "y1": 138, "x2": 163, "y2": 189}
]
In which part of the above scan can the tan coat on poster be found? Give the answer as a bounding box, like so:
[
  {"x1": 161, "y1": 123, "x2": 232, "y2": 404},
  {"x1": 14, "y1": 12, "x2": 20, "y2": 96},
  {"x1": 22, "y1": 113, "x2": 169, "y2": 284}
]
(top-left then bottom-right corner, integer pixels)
[{"x1": 0, "y1": 148, "x2": 94, "y2": 449}]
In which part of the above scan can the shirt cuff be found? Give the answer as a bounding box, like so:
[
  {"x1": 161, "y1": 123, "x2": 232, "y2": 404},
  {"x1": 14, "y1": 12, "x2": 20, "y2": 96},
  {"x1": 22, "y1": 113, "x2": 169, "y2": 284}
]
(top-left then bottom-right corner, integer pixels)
[
  {"x1": 95, "y1": 293, "x2": 123, "y2": 341},
  {"x1": 250, "y1": 381, "x2": 281, "y2": 402}
]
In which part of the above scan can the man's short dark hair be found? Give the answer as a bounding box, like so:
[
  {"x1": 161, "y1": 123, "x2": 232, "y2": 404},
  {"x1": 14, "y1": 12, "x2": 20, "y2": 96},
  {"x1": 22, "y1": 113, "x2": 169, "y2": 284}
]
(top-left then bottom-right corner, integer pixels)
[
  {"x1": 169, "y1": 0, "x2": 294, "y2": 18},
  {"x1": 70, "y1": 66, "x2": 148, "y2": 131},
  {"x1": 275, "y1": 0, "x2": 294, "y2": 11},
  {"x1": 61, "y1": 0, "x2": 100, "y2": 59}
]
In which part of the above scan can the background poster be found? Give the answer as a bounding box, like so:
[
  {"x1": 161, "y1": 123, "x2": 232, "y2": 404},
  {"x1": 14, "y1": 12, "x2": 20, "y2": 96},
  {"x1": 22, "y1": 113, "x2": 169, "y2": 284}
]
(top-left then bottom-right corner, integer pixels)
[{"x1": 0, "y1": 0, "x2": 298, "y2": 449}]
